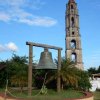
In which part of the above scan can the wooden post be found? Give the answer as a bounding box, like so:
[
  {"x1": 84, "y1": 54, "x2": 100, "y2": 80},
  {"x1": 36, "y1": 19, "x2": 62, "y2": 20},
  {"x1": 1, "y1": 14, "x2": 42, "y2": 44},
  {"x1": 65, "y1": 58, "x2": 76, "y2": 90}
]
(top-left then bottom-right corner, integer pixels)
[
  {"x1": 57, "y1": 49, "x2": 61, "y2": 93},
  {"x1": 28, "y1": 45, "x2": 33, "y2": 96},
  {"x1": 26, "y1": 42, "x2": 62, "y2": 94}
]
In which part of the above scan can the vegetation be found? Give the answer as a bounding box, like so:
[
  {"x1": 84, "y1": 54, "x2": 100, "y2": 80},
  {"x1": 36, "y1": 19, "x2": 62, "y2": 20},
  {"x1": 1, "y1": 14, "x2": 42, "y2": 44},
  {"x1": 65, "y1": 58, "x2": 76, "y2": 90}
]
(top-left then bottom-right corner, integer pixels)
[
  {"x1": 0, "y1": 89, "x2": 84, "y2": 99},
  {"x1": 0, "y1": 54, "x2": 92, "y2": 99},
  {"x1": 59, "y1": 58, "x2": 78, "y2": 89},
  {"x1": 9, "y1": 54, "x2": 28, "y2": 92},
  {"x1": 45, "y1": 58, "x2": 91, "y2": 91},
  {"x1": 0, "y1": 61, "x2": 7, "y2": 87},
  {"x1": 88, "y1": 66, "x2": 100, "y2": 77},
  {"x1": 76, "y1": 70, "x2": 91, "y2": 91},
  {"x1": 0, "y1": 54, "x2": 28, "y2": 92}
]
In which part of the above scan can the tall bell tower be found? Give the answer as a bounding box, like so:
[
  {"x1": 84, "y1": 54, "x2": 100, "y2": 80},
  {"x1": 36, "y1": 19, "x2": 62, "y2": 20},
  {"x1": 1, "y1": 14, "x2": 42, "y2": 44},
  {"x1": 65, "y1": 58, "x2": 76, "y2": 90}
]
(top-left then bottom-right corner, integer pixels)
[{"x1": 65, "y1": 0, "x2": 83, "y2": 69}]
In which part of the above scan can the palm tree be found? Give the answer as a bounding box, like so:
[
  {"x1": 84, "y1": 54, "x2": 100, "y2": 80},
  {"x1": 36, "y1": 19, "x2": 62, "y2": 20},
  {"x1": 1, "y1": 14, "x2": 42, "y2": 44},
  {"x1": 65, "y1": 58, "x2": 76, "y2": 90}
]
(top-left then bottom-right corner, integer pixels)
[
  {"x1": 60, "y1": 58, "x2": 78, "y2": 89},
  {"x1": 46, "y1": 58, "x2": 78, "y2": 90}
]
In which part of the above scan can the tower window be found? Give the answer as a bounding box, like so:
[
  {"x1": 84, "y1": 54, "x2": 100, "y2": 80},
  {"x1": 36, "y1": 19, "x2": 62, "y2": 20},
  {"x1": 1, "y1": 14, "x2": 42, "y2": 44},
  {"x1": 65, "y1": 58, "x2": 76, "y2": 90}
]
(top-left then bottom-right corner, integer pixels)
[
  {"x1": 72, "y1": 32, "x2": 75, "y2": 35},
  {"x1": 70, "y1": 40, "x2": 76, "y2": 49},
  {"x1": 71, "y1": 5, "x2": 74, "y2": 9},
  {"x1": 71, "y1": 53, "x2": 77, "y2": 62},
  {"x1": 71, "y1": 17, "x2": 74, "y2": 27}
]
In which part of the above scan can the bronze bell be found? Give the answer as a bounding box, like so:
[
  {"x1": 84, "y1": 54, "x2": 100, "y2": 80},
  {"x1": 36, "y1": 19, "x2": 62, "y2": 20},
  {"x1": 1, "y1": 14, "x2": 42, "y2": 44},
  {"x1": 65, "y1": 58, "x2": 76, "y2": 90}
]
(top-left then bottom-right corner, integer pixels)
[{"x1": 36, "y1": 48, "x2": 57, "y2": 69}]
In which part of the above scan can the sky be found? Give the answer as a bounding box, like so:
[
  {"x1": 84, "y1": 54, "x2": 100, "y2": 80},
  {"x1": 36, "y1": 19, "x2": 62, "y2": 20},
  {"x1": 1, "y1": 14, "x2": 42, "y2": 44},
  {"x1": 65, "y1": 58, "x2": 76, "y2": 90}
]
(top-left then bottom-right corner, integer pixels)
[{"x1": 0, "y1": 0, "x2": 100, "y2": 70}]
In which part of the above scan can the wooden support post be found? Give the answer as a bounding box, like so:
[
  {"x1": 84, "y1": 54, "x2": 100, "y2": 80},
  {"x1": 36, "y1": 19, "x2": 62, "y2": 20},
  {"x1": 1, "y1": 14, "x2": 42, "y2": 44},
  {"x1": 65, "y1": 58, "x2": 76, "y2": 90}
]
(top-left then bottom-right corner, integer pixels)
[
  {"x1": 26, "y1": 42, "x2": 62, "y2": 95},
  {"x1": 28, "y1": 45, "x2": 33, "y2": 96},
  {"x1": 57, "y1": 49, "x2": 61, "y2": 93}
]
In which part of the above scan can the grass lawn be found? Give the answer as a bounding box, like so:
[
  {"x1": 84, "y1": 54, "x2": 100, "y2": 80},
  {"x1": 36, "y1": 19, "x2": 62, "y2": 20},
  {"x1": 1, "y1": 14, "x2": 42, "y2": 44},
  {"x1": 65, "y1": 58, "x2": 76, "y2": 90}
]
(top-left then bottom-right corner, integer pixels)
[
  {"x1": 0, "y1": 88, "x2": 84, "y2": 100},
  {"x1": 93, "y1": 91, "x2": 100, "y2": 100},
  {"x1": 1, "y1": 88, "x2": 100, "y2": 100}
]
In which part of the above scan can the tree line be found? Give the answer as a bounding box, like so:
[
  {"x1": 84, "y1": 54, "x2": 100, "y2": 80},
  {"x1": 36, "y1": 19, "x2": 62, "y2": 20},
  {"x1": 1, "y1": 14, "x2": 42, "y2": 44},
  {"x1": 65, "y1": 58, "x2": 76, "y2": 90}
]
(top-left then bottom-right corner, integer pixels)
[{"x1": 88, "y1": 66, "x2": 100, "y2": 77}]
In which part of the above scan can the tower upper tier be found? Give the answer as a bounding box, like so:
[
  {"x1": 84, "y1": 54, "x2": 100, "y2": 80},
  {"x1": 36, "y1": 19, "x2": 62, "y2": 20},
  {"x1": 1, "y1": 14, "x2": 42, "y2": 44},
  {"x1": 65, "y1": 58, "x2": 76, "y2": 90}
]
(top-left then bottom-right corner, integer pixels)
[{"x1": 68, "y1": 0, "x2": 75, "y2": 3}]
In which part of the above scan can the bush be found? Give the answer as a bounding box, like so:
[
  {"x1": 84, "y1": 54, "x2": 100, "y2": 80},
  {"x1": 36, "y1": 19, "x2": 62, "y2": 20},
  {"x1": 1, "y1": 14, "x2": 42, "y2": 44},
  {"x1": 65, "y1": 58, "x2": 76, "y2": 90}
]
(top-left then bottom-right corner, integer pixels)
[{"x1": 76, "y1": 70, "x2": 91, "y2": 91}]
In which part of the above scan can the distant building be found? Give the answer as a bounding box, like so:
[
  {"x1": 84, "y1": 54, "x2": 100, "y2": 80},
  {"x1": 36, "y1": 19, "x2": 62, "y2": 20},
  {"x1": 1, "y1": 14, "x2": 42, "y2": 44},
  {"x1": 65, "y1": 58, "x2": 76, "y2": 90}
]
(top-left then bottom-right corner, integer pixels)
[
  {"x1": 92, "y1": 73, "x2": 100, "y2": 78},
  {"x1": 90, "y1": 73, "x2": 100, "y2": 91}
]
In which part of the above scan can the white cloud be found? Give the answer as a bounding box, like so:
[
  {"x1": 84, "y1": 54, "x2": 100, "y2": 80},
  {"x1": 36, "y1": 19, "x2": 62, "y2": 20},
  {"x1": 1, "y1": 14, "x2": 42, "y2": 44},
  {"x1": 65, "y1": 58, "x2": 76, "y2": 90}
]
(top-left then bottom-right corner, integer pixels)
[
  {"x1": 19, "y1": 17, "x2": 57, "y2": 27},
  {"x1": 0, "y1": 0, "x2": 45, "y2": 9},
  {"x1": 0, "y1": 0, "x2": 57, "y2": 27},
  {"x1": 32, "y1": 17, "x2": 57, "y2": 27},
  {"x1": 0, "y1": 42, "x2": 18, "y2": 52},
  {"x1": 6, "y1": 42, "x2": 18, "y2": 52}
]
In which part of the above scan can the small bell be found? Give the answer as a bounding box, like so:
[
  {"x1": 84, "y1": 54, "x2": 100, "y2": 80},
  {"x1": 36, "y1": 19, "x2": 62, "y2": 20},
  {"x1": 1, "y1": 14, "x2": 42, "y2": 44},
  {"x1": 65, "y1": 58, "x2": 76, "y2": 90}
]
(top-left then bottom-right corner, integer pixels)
[{"x1": 35, "y1": 48, "x2": 57, "y2": 69}]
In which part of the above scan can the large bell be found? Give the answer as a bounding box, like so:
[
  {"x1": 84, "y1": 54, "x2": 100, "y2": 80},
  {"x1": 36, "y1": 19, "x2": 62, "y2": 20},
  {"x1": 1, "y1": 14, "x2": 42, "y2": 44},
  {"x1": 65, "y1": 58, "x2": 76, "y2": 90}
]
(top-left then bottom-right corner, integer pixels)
[{"x1": 36, "y1": 48, "x2": 57, "y2": 69}]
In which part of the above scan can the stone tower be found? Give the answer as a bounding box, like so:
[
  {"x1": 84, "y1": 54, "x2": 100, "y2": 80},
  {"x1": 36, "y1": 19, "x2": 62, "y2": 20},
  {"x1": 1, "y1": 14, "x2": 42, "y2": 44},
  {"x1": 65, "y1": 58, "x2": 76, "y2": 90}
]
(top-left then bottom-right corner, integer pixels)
[{"x1": 65, "y1": 0, "x2": 83, "y2": 69}]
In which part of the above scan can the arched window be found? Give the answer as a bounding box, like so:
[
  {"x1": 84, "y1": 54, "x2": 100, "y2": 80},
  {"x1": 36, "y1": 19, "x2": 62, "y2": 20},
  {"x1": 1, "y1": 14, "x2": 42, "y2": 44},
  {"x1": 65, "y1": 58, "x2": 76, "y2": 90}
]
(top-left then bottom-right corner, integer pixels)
[
  {"x1": 71, "y1": 53, "x2": 77, "y2": 62},
  {"x1": 71, "y1": 17, "x2": 74, "y2": 27},
  {"x1": 72, "y1": 31, "x2": 75, "y2": 35},
  {"x1": 71, "y1": 5, "x2": 74, "y2": 9},
  {"x1": 70, "y1": 40, "x2": 76, "y2": 49}
]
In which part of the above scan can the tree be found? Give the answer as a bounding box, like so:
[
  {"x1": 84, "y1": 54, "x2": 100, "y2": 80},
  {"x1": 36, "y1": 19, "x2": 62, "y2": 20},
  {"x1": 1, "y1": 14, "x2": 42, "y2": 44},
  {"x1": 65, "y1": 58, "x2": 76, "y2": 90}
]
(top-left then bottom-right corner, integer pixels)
[
  {"x1": 88, "y1": 66, "x2": 100, "y2": 77},
  {"x1": 76, "y1": 70, "x2": 91, "y2": 91},
  {"x1": 7, "y1": 54, "x2": 28, "y2": 93},
  {"x1": 46, "y1": 58, "x2": 91, "y2": 91},
  {"x1": 97, "y1": 66, "x2": 100, "y2": 73},
  {"x1": 88, "y1": 67, "x2": 97, "y2": 77},
  {"x1": 0, "y1": 61, "x2": 7, "y2": 87},
  {"x1": 60, "y1": 58, "x2": 78, "y2": 89},
  {"x1": 46, "y1": 58, "x2": 78, "y2": 90}
]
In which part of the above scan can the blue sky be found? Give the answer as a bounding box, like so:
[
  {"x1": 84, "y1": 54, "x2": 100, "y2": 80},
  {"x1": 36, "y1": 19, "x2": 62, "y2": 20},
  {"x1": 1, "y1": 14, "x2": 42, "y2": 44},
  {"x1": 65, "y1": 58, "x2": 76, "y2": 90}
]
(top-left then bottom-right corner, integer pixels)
[{"x1": 0, "y1": 0, "x2": 100, "y2": 70}]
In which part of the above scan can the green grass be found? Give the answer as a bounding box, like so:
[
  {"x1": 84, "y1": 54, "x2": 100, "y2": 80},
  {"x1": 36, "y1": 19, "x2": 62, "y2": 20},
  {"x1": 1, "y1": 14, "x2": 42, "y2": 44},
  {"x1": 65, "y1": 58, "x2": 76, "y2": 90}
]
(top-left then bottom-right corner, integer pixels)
[
  {"x1": 93, "y1": 91, "x2": 100, "y2": 100},
  {"x1": 0, "y1": 88, "x2": 5, "y2": 92},
  {"x1": 32, "y1": 89, "x2": 84, "y2": 99},
  {"x1": 1, "y1": 88, "x2": 100, "y2": 100},
  {"x1": 0, "y1": 88, "x2": 84, "y2": 100}
]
